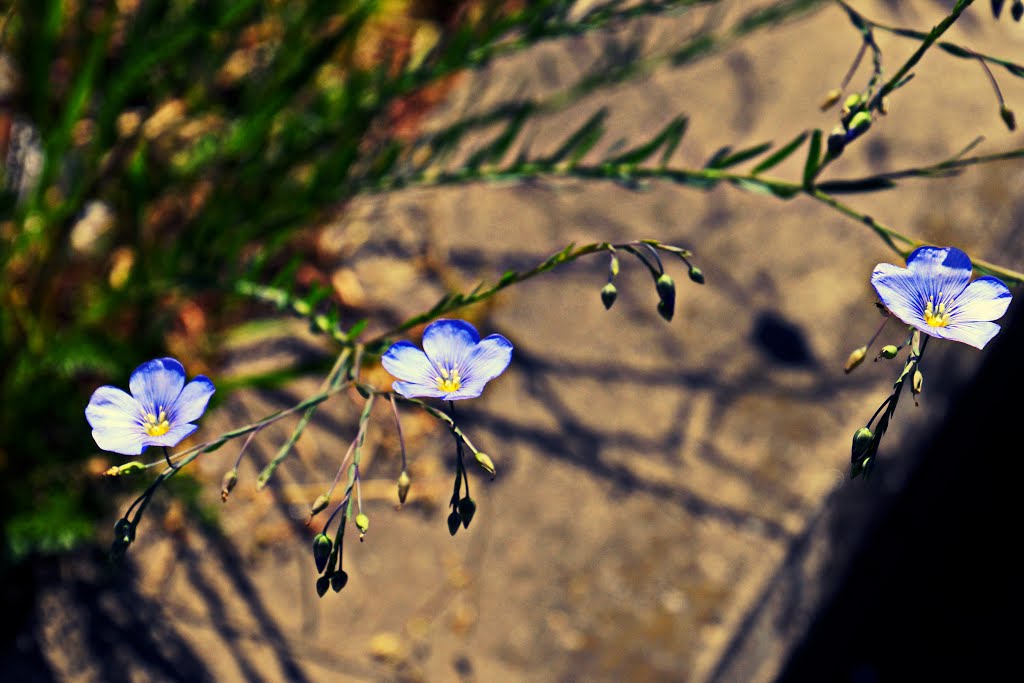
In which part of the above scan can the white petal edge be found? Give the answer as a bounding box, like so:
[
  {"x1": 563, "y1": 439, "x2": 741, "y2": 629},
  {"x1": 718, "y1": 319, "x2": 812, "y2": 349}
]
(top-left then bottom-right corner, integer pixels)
[
  {"x1": 382, "y1": 342, "x2": 437, "y2": 385},
  {"x1": 950, "y1": 276, "x2": 1012, "y2": 323}
]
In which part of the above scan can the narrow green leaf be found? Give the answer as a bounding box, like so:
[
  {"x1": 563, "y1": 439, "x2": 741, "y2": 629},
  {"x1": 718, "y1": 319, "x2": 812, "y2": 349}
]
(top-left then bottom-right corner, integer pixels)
[
  {"x1": 605, "y1": 115, "x2": 688, "y2": 166},
  {"x1": 659, "y1": 116, "x2": 688, "y2": 167},
  {"x1": 466, "y1": 107, "x2": 532, "y2": 169},
  {"x1": 706, "y1": 141, "x2": 774, "y2": 169},
  {"x1": 545, "y1": 109, "x2": 608, "y2": 164},
  {"x1": 802, "y1": 129, "x2": 823, "y2": 188},
  {"x1": 752, "y1": 131, "x2": 808, "y2": 175}
]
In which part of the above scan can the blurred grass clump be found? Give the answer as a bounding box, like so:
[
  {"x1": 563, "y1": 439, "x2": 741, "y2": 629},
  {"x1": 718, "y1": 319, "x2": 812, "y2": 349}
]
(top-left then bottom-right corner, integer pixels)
[{"x1": 0, "y1": 0, "x2": 482, "y2": 567}]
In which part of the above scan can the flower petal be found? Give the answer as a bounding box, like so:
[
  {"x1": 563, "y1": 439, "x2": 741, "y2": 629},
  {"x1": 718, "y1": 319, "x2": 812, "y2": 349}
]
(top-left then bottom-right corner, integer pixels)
[
  {"x1": 86, "y1": 386, "x2": 147, "y2": 455},
  {"x1": 382, "y1": 341, "x2": 438, "y2": 385},
  {"x1": 422, "y1": 319, "x2": 480, "y2": 373},
  {"x1": 168, "y1": 376, "x2": 215, "y2": 424},
  {"x1": 129, "y1": 358, "x2": 186, "y2": 412},
  {"x1": 950, "y1": 276, "x2": 1012, "y2": 323},
  {"x1": 391, "y1": 380, "x2": 448, "y2": 399},
  {"x1": 905, "y1": 246, "x2": 972, "y2": 298},
  {"x1": 141, "y1": 422, "x2": 199, "y2": 450},
  {"x1": 929, "y1": 320, "x2": 1002, "y2": 350},
  {"x1": 92, "y1": 425, "x2": 149, "y2": 455},
  {"x1": 871, "y1": 262, "x2": 927, "y2": 328},
  {"x1": 452, "y1": 334, "x2": 513, "y2": 399}
]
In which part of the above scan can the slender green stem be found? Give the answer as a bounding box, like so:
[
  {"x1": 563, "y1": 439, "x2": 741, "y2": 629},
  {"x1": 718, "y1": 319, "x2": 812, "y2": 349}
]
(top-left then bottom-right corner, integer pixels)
[{"x1": 864, "y1": 0, "x2": 975, "y2": 110}]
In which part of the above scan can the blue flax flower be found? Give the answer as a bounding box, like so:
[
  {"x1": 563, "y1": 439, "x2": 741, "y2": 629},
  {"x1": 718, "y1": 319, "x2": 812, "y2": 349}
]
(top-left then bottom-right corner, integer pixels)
[
  {"x1": 86, "y1": 358, "x2": 215, "y2": 455},
  {"x1": 871, "y1": 246, "x2": 1012, "y2": 350},
  {"x1": 382, "y1": 319, "x2": 512, "y2": 400}
]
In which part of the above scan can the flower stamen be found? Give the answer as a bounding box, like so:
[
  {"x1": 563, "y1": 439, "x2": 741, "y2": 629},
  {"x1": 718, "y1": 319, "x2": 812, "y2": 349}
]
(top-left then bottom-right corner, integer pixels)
[
  {"x1": 143, "y1": 407, "x2": 170, "y2": 436},
  {"x1": 436, "y1": 366, "x2": 462, "y2": 393},
  {"x1": 923, "y1": 295, "x2": 950, "y2": 328}
]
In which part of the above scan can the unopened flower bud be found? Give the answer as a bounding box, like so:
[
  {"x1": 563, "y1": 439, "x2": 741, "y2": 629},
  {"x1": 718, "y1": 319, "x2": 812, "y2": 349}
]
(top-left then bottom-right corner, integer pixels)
[
  {"x1": 458, "y1": 497, "x2": 477, "y2": 528},
  {"x1": 688, "y1": 266, "x2": 705, "y2": 284},
  {"x1": 106, "y1": 461, "x2": 146, "y2": 476},
  {"x1": 993, "y1": 0, "x2": 1006, "y2": 19},
  {"x1": 1001, "y1": 104, "x2": 1016, "y2": 132},
  {"x1": 827, "y1": 125, "x2": 847, "y2": 156},
  {"x1": 600, "y1": 282, "x2": 618, "y2": 310},
  {"x1": 851, "y1": 426, "x2": 875, "y2": 461},
  {"x1": 447, "y1": 511, "x2": 462, "y2": 536},
  {"x1": 355, "y1": 513, "x2": 369, "y2": 536},
  {"x1": 309, "y1": 493, "x2": 330, "y2": 518},
  {"x1": 1013, "y1": 0, "x2": 1023, "y2": 21},
  {"x1": 878, "y1": 345, "x2": 899, "y2": 360},
  {"x1": 474, "y1": 452, "x2": 496, "y2": 477},
  {"x1": 221, "y1": 469, "x2": 238, "y2": 502},
  {"x1": 316, "y1": 575, "x2": 331, "y2": 598},
  {"x1": 312, "y1": 533, "x2": 332, "y2": 573},
  {"x1": 842, "y1": 93, "x2": 863, "y2": 115},
  {"x1": 847, "y1": 111, "x2": 872, "y2": 141},
  {"x1": 913, "y1": 368, "x2": 924, "y2": 396},
  {"x1": 844, "y1": 346, "x2": 867, "y2": 374},
  {"x1": 819, "y1": 88, "x2": 842, "y2": 111},
  {"x1": 397, "y1": 470, "x2": 411, "y2": 505},
  {"x1": 331, "y1": 570, "x2": 349, "y2": 592},
  {"x1": 655, "y1": 274, "x2": 676, "y2": 322}
]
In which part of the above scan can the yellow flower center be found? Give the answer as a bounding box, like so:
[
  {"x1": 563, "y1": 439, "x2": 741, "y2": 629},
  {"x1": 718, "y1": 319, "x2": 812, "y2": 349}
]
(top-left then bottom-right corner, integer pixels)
[
  {"x1": 436, "y1": 367, "x2": 462, "y2": 393},
  {"x1": 923, "y1": 296, "x2": 950, "y2": 328},
  {"x1": 143, "y1": 408, "x2": 170, "y2": 437}
]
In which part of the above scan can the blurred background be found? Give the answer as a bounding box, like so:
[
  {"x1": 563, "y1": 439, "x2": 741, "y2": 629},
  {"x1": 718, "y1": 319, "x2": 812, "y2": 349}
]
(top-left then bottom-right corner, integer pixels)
[{"x1": 2, "y1": 1, "x2": 1023, "y2": 681}]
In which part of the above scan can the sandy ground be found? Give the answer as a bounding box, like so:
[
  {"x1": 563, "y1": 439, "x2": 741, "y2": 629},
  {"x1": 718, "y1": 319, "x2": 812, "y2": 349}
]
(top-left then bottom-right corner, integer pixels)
[{"x1": 9, "y1": 2, "x2": 1024, "y2": 681}]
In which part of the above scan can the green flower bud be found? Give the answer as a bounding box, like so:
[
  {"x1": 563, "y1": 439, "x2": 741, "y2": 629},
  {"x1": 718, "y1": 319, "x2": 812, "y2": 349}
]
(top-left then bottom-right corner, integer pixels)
[
  {"x1": 844, "y1": 346, "x2": 867, "y2": 374},
  {"x1": 397, "y1": 470, "x2": 411, "y2": 505},
  {"x1": 447, "y1": 511, "x2": 462, "y2": 536},
  {"x1": 851, "y1": 427, "x2": 875, "y2": 461},
  {"x1": 458, "y1": 497, "x2": 477, "y2": 528},
  {"x1": 913, "y1": 368, "x2": 924, "y2": 396},
  {"x1": 600, "y1": 283, "x2": 618, "y2": 310},
  {"x1": 316, "y1": 575, "x2": 331, "y2": 598},
  {"x1": 847, "y1": 111, "x2": 872, "y2": 139},
  {"x1": 819, "y1": 88, "x2": 842, "y2": 111},
  {"x1": 118, "y1": 461, "x2": 146, "y2": 476},
  {"x1": 474, "y1": 452, "x2": 496, "y2": 477},
  {"x1": 1001, "y1": 105, "x2": 1017, "y2": 132},
  {"x1": 688, "y1": 266, "x2": 705, "y2": 284},
  {"x1": 312, "y1": 533, "x2": 333, "y2": 573},
  {"x1": 309, "y1": 493, "x2": 330, "y2": 518},
  {"x1": 827, "y1": 125, "x2": 847, "y2": 156},
  {"x1": 842, "y1": 93, "x2": 863, "y2": 113},
  {"x1": 355, "y1": 513, "x2": 370, "y2": 536},
  {"x1": 1013, "y1": 0, "x2": 1023, "y2": 22},
  {"x1": 878, "y1": 345, "x2": 899, "y2": 360},
  {"x1": 221, "y1": 469, "x2": 238, "y2": 503},
  {"x1": 331, "y1": 570, "x2": 349, "y2": 593}
]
